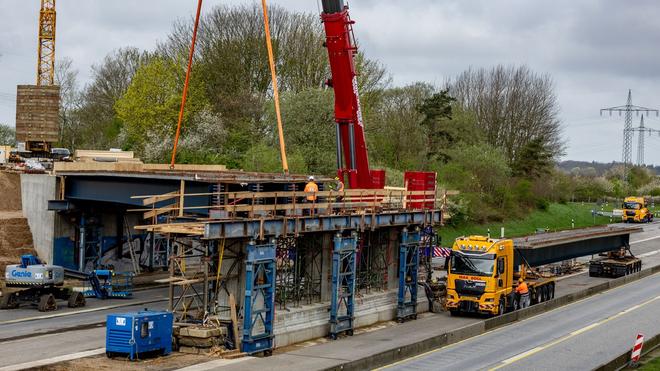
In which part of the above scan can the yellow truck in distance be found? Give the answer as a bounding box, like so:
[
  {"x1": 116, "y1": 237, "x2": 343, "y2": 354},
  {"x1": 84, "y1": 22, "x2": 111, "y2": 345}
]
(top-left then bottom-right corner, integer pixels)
[
  {"x1": 445, "y1": 236, "x2": 555, "y2": 316},
  {"x1": 622, "y1": 197, "x2": 653, "y2": 223}
]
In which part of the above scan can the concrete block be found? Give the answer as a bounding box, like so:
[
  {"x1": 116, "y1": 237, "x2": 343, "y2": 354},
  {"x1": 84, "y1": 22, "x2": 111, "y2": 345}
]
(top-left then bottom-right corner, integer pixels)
[
  {"x1": 179, "y1": 336, "x2": 224, "y2": 348},
  {"x1": 179, "y1": 326, "x2": 225, "y2": 338}
]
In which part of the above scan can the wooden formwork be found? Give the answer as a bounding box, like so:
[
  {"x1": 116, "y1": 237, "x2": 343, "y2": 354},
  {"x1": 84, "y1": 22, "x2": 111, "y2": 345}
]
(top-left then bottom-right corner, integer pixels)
[{"x1": 15, "y1": 85, "x2": 60, "y2": 143}]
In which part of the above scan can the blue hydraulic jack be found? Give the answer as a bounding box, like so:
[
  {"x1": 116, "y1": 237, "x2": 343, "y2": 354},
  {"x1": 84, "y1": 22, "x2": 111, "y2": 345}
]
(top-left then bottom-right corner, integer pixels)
[
  {"x1": 397, "y1": 228, "x2": 421, "y2": 322},
  {"x1": 242, "y1": 241, "x2": 276, "y2": 356},
  {"x1": 329, "y1": 233, "x2": 357, "y2": 340}
]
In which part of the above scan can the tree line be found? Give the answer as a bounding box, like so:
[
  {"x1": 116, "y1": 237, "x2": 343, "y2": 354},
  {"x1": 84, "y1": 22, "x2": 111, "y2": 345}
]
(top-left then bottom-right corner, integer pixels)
[{"x1": 2, "y1": 3, "x2": 606, "y2": 224}]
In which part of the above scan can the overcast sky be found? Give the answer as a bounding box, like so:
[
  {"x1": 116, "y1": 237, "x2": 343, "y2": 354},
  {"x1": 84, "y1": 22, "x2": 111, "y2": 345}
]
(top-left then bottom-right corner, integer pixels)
[{"x1": 1, "y1": 0, "x2": 660, "y2": 164}]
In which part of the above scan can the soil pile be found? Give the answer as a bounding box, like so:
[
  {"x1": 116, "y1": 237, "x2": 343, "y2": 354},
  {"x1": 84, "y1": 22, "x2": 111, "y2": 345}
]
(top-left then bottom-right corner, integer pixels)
[
  {"x1": 0, "y1": 212, "x2": 36, "y2": 273},
  {"x1": 0, "y1": 172, "x2": 21, "y2": 210}
]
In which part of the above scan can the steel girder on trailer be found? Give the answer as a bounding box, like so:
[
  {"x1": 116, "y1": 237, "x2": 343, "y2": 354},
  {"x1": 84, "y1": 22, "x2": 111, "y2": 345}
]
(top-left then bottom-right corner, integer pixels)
[{"x1": 513, "y1": 225, "x2": 642, "y2": 267}]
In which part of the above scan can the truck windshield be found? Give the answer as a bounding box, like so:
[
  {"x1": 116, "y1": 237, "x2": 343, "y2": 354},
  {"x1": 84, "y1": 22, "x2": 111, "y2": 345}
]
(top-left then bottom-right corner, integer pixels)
[
  {"x1": 623, "y1": 202, "x2": 640, "y2": 210},
  {"x1": 450, "y1": 253, "x2": 495, "y2": 276}
]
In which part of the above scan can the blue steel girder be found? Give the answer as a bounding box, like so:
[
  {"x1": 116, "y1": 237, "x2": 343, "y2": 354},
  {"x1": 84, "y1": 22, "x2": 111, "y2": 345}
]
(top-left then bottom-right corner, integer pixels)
[
  {"x1": 242, "y1": 241, "x2": 276, "y2": 355},
  {"x1": 398, "y1": 228, "x2": 421, "y2": 321},
  {"x1": 329, "y1": 233, "x2": 357, "y2": 339},
  {"x1": 204, "y1": 210, "x2": 442, "y2": 240},
  {"x1": 63, "y1": 175, "x2": 210, "y2": 209}
]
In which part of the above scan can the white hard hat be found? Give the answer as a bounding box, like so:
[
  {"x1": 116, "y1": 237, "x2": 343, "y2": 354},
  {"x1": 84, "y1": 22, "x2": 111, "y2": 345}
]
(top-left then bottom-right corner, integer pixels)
[{"x1": 309, "y1": 176, "x2": 315, "y2": 181}]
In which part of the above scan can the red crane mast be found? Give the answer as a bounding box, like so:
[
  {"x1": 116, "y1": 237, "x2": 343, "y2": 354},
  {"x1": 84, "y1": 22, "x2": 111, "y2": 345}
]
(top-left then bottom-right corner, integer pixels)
[{"x1": 321, "y1": 0, "x2": 384, "y2": 189}]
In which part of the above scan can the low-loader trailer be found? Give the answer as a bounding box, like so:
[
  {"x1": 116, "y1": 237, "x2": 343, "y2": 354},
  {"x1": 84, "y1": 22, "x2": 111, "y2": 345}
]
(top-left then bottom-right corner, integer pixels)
[{"x1": 446, "y1": 225, "x2": 642, "y2": 316}]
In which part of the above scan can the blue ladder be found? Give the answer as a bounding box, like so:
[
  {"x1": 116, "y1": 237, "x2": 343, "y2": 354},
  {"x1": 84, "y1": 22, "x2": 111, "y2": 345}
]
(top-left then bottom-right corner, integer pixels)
[
  {"x1": 329, "y1": 233, "x2": 357, "y2": 340},
  {"x1": 242, "y1": 241, "x2": 276, "y2": 356},
  {"x1": 397, "y1": 228, "x2": 421, "y2": 322}
]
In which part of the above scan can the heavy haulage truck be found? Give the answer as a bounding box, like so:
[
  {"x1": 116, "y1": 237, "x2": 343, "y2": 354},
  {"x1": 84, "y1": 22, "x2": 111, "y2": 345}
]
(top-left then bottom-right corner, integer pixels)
[
  {"x1": 445, "y1": 225, "x2": 642, "y2": 316},
  {"x1": 622, "y1": 196, "x2": 653, "y2": 223}
]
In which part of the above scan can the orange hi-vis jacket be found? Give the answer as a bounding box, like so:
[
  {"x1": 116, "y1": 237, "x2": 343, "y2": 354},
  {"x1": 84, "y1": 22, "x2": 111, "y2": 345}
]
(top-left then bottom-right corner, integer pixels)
[
  {"x1": 516, "y1": 281, "x2": 529, "y2": 295},
  {"x1": 304, "y1": 181, "x2": 318, "y2": 201}
]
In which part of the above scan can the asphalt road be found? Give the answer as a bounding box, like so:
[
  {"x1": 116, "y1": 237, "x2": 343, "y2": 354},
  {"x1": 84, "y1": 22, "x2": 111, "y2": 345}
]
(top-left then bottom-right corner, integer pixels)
[{"x1": 382, "y1": 272, "x2": 660, "y2": 371}]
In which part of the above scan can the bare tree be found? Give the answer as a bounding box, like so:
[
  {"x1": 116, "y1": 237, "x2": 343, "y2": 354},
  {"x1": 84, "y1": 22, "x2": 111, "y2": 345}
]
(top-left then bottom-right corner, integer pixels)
[
  {"x1": 55, "y1": 57, "x2": 81, "y2": 147},
  {"x1": 450, "y1": 65, "x2": 564, "y2": 163}
]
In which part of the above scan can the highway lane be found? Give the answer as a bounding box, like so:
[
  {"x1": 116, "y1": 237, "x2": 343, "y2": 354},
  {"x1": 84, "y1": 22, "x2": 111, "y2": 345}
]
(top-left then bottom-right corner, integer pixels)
[{"x1": 381, "y1": 272, "x2": 660, "y2": 371}]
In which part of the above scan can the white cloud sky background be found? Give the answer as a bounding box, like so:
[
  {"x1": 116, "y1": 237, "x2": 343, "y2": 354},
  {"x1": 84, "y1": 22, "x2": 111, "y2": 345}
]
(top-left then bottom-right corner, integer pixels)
[{"x1": 1, "y1": 0, "x2": 659, "y2": 164}]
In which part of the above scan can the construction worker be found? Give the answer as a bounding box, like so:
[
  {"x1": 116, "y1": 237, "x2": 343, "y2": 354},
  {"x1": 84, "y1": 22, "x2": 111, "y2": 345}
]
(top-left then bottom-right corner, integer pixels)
[
  {"x1": 304, "y1": 176, "x2": 318, "y2": 216},
  {"x1": 331, "y1": 176, "x2": 345, "y2": 202},
  {"x1": 516, "y1": 278, "x2": 530, "y2": 309},
  {"x1": 304, "y1": 176, "x2": 318, "y2": 202}
]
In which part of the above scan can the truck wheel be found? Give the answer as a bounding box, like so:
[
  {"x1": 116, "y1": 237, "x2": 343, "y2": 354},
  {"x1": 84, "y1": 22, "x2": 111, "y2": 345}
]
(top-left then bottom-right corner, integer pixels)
[
  {"x1": 0, "y1": 293, "x2": 19, "y2": 309},
  {"x1": 67, "y1": 291, "x2": 86, "y2": 308},
  {"x1": 38, "y1": 294, "x2": 57, "y2": 312},
  {"x1": 498, "y1": 299, "x2": 505, "y2": 316},
  {"x1": 513, "y1": 296, "x2": 520, "y2": 311}
]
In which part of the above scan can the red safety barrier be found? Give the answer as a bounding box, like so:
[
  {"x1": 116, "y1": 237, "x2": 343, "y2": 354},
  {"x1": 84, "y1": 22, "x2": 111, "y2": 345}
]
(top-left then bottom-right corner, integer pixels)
[{"x1": 631, "y1": 333, "x2": 644, "y2": 364}]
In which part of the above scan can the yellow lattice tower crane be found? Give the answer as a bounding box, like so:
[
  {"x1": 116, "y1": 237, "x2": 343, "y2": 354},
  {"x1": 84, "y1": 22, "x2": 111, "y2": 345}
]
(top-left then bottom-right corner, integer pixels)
[{"x1": 37, "y1": 0, "x2": 56, "y2": 86}]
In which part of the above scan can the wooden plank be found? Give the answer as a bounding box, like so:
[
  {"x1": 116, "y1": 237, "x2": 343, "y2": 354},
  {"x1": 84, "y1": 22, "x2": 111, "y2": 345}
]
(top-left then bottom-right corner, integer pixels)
[
  {"x1": 179, "y1": 180, "x2": 185, "y2": 217},
  {"x1": 54, "y1": 161, "x2": 144, "y2": 172},
  {"x1": 229, "y1": 293, "x2": 241, "y2": 352},
  {"x1": 74, "y1": 149, "x2": 135, "y2": 159},
  {"x1": 142, "y1": 191, "x2": 179, "y2": 206},
  {"x1": 143, "y1": 164, "x2": 228, "y2": 172},
  {"x1": 143, "y1": 201, "x2": 178, "y2": 219}
]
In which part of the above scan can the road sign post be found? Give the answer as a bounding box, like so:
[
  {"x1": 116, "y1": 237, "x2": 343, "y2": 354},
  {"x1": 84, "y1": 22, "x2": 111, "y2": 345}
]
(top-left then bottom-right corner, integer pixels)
[{"x1": 630, "y1": 333, "x2": 644, "y2": 366}]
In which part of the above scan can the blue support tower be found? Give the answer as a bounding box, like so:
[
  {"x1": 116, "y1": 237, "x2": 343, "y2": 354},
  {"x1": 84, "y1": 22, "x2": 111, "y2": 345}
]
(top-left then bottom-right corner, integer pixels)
[
  {"x1": 397, "y1": 228, "x2": 421, "y2": 322},
  {"x1": 329, "y1": 233, "x2": 357, "y2": 340},
  {"x1": 242, "y1": 241, "x2": 276, "y2": 356}
]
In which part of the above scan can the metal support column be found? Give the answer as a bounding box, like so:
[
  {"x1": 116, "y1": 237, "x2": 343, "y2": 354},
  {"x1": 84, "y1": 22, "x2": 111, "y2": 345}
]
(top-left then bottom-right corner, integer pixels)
[
  {"x1": 397, "y1": 228, "x2": 421, "y2": 322},
  {"x1": 329, "y1": 232, "x2": 357, "y2": 340},
  {"x1": 242, "y1": 241, "x2": 276, "y2": 356}
]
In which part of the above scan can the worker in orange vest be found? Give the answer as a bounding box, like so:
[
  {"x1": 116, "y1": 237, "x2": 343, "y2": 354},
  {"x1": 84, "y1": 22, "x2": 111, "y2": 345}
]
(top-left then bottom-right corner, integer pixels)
[
  {"x1": 304, "y1": 176, "x2": 318, "y2": 216},
  {"x1": 332, "y1": 176, "x2": 344, "y2": 202},
  {"x1": 304, "y1": 176, "x2": 318, "y2": 202},
  {"x1": 516, "y1": 278, "x2": 530, "y2": 308}
]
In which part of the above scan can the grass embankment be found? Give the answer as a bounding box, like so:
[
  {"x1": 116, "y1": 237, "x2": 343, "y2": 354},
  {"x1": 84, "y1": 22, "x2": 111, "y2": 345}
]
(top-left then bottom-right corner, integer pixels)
[{"x1": 438, "y1": 202, "x2": 622, "y2": 245}]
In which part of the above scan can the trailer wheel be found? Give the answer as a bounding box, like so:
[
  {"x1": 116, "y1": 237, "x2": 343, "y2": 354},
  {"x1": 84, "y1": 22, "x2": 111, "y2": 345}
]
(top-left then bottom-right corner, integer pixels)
[
  {"x1": 548, "y1": 283, "x2": 555, "y2": 299},
  {"x1": 67, "y1": 291, "x2": 86, "y2": 308},
  {"x1": 38, "y1": 294, "x2": 57, "y2": 312},
  {"x1": 0, "y1": 293, "x2": 19, "y2": 309}
]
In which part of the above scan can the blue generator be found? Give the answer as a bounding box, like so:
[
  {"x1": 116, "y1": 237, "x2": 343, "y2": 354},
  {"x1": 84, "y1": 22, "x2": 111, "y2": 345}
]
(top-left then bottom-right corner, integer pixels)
[{"x1": 106, "y1": 310, "x2": 173, "y2": 360}]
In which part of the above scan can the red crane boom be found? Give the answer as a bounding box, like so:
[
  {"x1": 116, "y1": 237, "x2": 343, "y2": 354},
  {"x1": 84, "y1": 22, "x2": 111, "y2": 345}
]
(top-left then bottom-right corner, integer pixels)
[{"x1": 321, "y1": 0, "x2": 384, "y2": 189}]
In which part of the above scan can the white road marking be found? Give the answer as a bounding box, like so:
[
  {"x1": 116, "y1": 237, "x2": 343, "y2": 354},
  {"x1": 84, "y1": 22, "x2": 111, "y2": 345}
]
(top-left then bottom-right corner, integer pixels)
[
  {"x1": 489, "y1": 294, "x2": 660, "y2": 370},
  {"x1": 631, "y1": 235, "x2": 660, "y2": 245},
  {"x1": 0, "y1": 347, "x2": 106, "y2": 371},
  {"x1": 0, "y1": 297, "x2": 168, "y2": 325}
]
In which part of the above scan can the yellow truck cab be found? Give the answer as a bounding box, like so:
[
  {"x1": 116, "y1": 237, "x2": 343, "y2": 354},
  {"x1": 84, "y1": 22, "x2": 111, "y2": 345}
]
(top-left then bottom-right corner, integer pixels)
[
  {"x1": 445, "y1": 235, "x2": 555, "y2": 316},
  {"x1": 622, "y1": 197, "x2": 653, "y2": 223}
]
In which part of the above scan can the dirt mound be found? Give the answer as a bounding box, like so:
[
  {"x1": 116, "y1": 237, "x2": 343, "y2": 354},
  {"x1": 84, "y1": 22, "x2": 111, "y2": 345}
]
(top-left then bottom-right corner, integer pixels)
[
  {"x1": 0, "y1": 171, "x2": 22, "y2": 211},
  {"x1": 0, "y1": 215, "x2": 35, "y2": 274}
]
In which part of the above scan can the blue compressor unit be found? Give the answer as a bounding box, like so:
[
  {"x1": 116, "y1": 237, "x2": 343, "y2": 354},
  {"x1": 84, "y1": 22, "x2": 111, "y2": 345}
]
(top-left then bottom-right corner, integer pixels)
[{"x1": 106, "y1": 310, "x2": 173, "y2": 360}]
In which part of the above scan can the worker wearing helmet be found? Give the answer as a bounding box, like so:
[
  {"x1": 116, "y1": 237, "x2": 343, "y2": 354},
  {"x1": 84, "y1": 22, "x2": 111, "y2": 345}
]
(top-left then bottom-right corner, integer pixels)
[
  {"x1": 331, "y1": 176, "x2": 345, "y2": 203},
  {"x1": 304, "y1": 176, "x2": 318, "y2": 202},
  {"x1": 304, "y1": 176, "x2": 319, "y2": 216},
  {"x1": 516, "y1": 278, "x2": 530, "y2": 309}
]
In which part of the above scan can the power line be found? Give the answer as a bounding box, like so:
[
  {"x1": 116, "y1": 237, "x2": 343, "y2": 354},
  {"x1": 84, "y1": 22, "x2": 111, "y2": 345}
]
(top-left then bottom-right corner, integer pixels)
[{"x1": 600, "y1": 89, "x2": 659, "y2": 180}]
